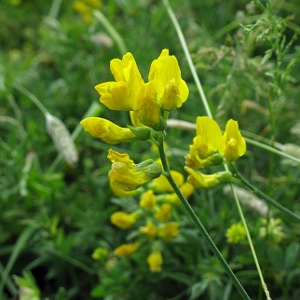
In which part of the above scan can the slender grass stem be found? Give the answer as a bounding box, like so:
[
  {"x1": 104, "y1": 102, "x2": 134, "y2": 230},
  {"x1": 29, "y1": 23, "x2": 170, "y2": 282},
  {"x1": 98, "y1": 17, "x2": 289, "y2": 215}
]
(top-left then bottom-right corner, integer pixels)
[
  {"x1": 14, "y1": 84, "x2": 48, "y2": 116},
  {"x1": 232, "y1": 164, "x2": 300, "y2": 223},
  {"x1": 157, "y1": 137, "x2": 251, "y2": 300},
  {"x1": 93, "y1": 10, "x2": 127, "y2": 55},
  {"x1": 162, "y1": 0, "x2": 212, "y2": 118},
  {"x1": 229, "y1": 183, "x2": 271, "y2": 300}
]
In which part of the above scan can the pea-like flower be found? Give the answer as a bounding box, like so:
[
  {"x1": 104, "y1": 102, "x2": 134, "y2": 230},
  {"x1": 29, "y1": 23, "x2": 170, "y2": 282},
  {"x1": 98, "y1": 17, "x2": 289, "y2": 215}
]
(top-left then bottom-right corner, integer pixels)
[
  {"x1": 95, "y1": 52, "x2": 145, "y2": 111},
  {"x1": 108, "y1": 149, "x2": 162, "y2": 191},
  {"x1": 80, "y1": 117, "x2": 136, "y2": 144},
  {"x1": 147, "y1": 250, "x2": 163, "y2": 272},
  {"x1": 219, "y1": 119, "x2": 246, "y2": 162},
  {"x1": 135, "y1": 82, "x2": 164, "y2": 130},
  {"x1": 149, "y1": 49, "x2": 189, "y2": 111},
  {"x1": 111, "y1": 211, "x2": 137, "y2": 229},
  {"x1": 185, "y1": 116, "x2": 223, "y2": 168},
  {"x1": 185, "y1": 166, "x2": 232, "y2": 189}
]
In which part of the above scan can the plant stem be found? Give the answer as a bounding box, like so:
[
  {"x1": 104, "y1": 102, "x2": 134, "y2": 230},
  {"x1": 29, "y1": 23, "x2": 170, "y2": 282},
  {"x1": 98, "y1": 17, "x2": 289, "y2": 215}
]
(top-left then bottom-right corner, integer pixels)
[
  {"x1": 93, "y1": 10, "x2": 127, "y2": 55},
  {"x1": 157, "y1": 137, "x2": 251, "y2": 300},
  {"x1": 229, "y1": 183, "x2": 271, "y2": 300},
  {"x1": 232, "y1": 164, "x2": 300, "y2": 223},
  {"x1": 162, "y1": 0, "x2": 212, "y2": 118},
  {"x1": 14, "y1": 84, "x2": 48, "y2": 116}
]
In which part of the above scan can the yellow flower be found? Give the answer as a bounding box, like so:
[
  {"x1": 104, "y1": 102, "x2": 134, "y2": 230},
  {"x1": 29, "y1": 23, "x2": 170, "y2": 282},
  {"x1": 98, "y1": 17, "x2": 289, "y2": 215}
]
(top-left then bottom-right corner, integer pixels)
[
  {"x1": 114, "y1": 242, "x2": 140, "y2": 257},
  {"x1": 139, "y1": 220, "x2": 158, "y2": 238},
  {"x1": 226, "y1": 223, "x2": 246, "y2": 244},
  {"x1": 80, "y1": 117, "x2": 135, "y2": 144},
  {"x1": 95, "y1": 52, "x2": 145, "y2": 111},
  {"x1": 111, "y1": 211, "x2": 137, "y2": 229},
  {"x1": 148, "y1": 49, "x2": 189, "y2": 111},
  {"x1": 158, "y1": 222, "x2": 179, "y2": 241},
  {"x1": 108, "y1": 149, "x2": 162, "y2": 191},
  {"x1": 185, "y1": 117, "x2": 223, "y2": 168},
  {"x1": 139, "y1": 190, "x2": 157, "y2": 210},
  {"x1": 136, "y1": 82, "x2": 163, "y2": 130},
  {"x1": 151, "y1": 170, "x2": 184, "y2": 193},
  {"x1": 219, "y1": 119, "x2": 246, "y2": 162},
  {"x1": 185, "y1": 166, "x2": 232, "y2": 189},
  {"x1": 147, "y1": 251, "x2": 163, "y2": 272},
  {"x1": 155, "y1": 203, "x2": 171, "y2": 222}
]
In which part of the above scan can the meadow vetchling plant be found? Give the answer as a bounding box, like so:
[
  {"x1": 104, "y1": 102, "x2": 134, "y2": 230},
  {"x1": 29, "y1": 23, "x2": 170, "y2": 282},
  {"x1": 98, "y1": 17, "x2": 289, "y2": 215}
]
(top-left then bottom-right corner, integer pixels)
[{"x1": 81, "y1": 49, "x2": 252, "y2": 299}]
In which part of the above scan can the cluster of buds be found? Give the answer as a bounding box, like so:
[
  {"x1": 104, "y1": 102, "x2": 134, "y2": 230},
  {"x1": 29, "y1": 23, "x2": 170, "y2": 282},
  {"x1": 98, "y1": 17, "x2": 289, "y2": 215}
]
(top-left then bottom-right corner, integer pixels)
[
  {"x1": 184, "y1": 116, "x2": 246, "y2": 189},
  {"x1": 110, "y1": 168, "x2": 194, "y2": 272},
  {"x1": 81, "y1": 49, "x2": 190, "y2": 271}
]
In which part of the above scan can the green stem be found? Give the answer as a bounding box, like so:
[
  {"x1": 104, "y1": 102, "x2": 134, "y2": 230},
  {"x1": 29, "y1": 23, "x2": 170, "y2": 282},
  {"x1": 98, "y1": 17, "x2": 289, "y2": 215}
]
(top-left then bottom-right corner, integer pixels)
[
  {"x1": 162, "y1": 0, "x2": 212, "y2": 118},
  {"x1": 232, "y1": 164, "x2": 300, "y2": 223},
  {"x1": 229, "y1": 183, "x2": 271, "y2": 300},
  {"x1": 14, "y1": 84, "x2": 48, "y2": 116},
  {"x1": 157, "y1": 137, "x2": 251, "y2": 300},
  {"x1": 93, "y1": 10, "x2": 127, "y2": 55}
]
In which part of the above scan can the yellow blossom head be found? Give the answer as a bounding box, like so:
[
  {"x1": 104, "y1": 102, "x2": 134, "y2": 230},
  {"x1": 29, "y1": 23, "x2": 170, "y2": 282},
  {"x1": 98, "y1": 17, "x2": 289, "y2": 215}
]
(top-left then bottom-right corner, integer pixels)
[
  {"x1": 108, "y1": 149, "x2": 162, "y2": 191},
  {"x1": 114, "y1": 242, "x2": 140, "y2": 257},
  {"x1": 95, "y1": 52, "x2": 145, "y2": 111},
  {"x1": 80, "y1": 117, "x2": 135, "y2": 144},
  {"x1": 139, "y1": 190, "x2": 157, "y2": 210},
  {"x1": 226, "y1": 223, "x2": 246, "y2": 244},
  {"x1": 111, "y1": 211, "x2": 137, "y2": 229},
  {"x1": 158, "y1": 222, "x2": 179, "y2": 242},
  {"x1": 259, "y1": 218, "x2": 285, "y2": 244},
  {"x1": 147, "y1": 250, "x2": 163, "y2": 272},
  {"x1": 219, "y1": 119, "x2": 246, "y2": 162},
  {"x1": 148, "y1": 49, "x2": 189, "y2": 111},
  {"x1": 139, "y1": 220, "x2": 158, "y2": 238}
]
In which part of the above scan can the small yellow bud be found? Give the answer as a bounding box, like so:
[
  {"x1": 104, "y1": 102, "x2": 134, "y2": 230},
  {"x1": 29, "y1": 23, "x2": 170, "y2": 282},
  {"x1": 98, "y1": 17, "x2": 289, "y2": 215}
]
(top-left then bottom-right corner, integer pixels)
[
  {"x1": 158, "y1": 222, "x2": 179, "y2": 242},
  {"x1": 155, "y1": 203, "x2": 172, "y2": 222},
  {"x1": 139, "y1": 190, "x2": 157, "y2": 210},
  {"x1": 147, "y1": 251, "x2": 163, "y2": 272},
  {"x1": 111, "y1": 211, "x2": 136, "y2": 229},
  {"x1": 114, "y1": 242, "x2": 140, "y2": 257},
  {"x1": 139, "y1": 220, "x2": 158, "y2": 238}
]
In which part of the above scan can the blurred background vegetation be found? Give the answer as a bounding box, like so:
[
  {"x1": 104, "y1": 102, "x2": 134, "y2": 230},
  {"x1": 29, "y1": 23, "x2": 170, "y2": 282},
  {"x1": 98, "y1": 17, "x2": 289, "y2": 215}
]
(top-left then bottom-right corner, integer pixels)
[{"x1": 1, "y1": 0, "x2": 300, "y2": 299}]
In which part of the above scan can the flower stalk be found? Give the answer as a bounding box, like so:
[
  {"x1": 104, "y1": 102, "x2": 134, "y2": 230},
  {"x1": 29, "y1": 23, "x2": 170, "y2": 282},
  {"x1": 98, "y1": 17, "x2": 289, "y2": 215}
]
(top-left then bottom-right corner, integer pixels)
[{"x1": 157, "y1": 136, "x2": 251, "y2": 300}]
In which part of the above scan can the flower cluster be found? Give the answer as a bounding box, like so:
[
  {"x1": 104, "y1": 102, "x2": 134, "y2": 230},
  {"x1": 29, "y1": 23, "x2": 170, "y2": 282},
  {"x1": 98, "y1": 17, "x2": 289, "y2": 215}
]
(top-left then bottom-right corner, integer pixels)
[
  {"x1": 185, "y1": 116, "x2": 246, "y2": 189},
  {"x1": 110, "y1": 169, "x2": 194, "y2": 272},
  {"x1": 81, "y1": 49, "x2": 189, "y2": 192}
]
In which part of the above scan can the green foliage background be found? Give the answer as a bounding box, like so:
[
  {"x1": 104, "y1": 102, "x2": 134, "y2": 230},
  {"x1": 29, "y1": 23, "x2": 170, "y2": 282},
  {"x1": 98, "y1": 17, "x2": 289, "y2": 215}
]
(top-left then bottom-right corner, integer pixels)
[{"x1": 1, "y1": 0, "x2": 300, "y2": 299}]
